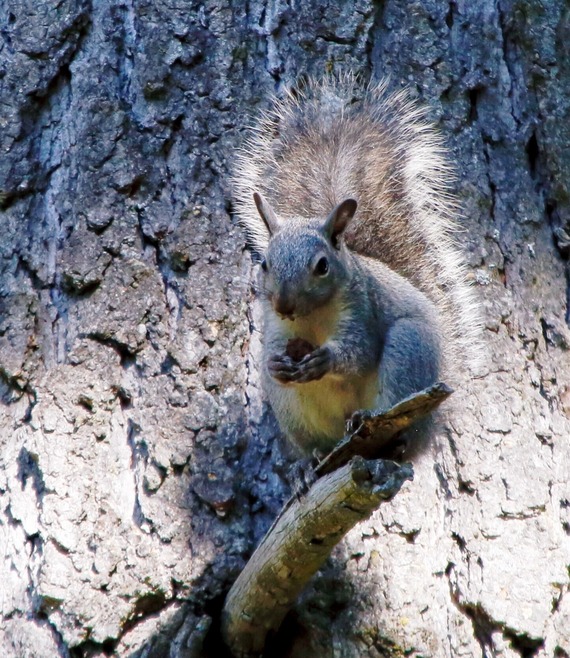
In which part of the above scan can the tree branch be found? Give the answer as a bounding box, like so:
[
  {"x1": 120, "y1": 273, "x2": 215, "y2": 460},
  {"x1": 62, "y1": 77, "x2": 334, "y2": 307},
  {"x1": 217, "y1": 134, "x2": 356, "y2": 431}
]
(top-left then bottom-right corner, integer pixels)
[
  {"x1": 221, "y1": 458, "x2": 413, "y2": 657},
  {"x1": 221, "y1": 383, "x2": 452, "y2": 657}
]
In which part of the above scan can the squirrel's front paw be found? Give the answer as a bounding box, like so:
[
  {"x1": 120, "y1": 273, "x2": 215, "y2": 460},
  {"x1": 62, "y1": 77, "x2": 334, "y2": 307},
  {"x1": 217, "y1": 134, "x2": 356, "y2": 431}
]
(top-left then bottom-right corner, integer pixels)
[
  {"x1": 294, "y1": 346, "x2": 332, "y2": 382},
  {"x1": 269, "y1": 346, "x2": 332, "y2": 384},
  {"x1": 268, "y1": 354, "x2": 299, "y2": 383}
]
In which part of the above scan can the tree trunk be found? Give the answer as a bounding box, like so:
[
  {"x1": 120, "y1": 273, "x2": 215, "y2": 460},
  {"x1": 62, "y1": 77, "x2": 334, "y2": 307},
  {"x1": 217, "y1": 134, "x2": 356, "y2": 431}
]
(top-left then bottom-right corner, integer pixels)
[{"x1": 1, "y1": 1, "x2": 569, "y2": 657}]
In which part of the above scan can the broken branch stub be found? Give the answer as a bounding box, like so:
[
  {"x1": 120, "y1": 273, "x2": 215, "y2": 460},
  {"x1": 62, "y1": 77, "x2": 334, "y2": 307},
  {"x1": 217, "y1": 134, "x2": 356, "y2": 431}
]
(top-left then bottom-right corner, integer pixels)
[{"x1": 221, "y1": 458, "x2": 413, "y2": 657}]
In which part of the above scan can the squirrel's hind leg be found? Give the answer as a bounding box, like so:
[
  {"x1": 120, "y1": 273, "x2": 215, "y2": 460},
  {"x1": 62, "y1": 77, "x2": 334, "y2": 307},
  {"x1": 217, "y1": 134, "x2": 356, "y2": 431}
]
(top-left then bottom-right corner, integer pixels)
[
  {"x1": 377, "y1": 317, "x2": 441, "y2": 410},
  {"x1": 358, "y1": 317, "x2": 441, "y2": 459}
]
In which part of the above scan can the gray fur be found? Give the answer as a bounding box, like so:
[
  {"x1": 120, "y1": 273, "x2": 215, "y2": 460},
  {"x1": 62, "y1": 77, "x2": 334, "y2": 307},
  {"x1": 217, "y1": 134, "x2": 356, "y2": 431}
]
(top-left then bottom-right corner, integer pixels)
[
  {"x1": 233, "y1": 75, "x2": 482, "y2": 455},
  {"x1": 259, "y1": 211, "x2": 442, "y2": 454}
]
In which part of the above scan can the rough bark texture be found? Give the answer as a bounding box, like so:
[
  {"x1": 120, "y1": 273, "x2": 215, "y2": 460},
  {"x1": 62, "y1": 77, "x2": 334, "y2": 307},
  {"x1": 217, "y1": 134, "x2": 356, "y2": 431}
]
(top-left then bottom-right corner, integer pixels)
[{"x1": 0, "y1": 1, "x2": 569, "y2": 657}]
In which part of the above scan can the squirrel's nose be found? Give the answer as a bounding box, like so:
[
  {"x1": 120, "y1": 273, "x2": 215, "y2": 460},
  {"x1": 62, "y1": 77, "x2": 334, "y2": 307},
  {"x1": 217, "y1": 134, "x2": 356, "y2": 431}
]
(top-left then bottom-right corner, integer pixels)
[{"x1": 273, "y1": 293, "x2": 296, "y2": 319}]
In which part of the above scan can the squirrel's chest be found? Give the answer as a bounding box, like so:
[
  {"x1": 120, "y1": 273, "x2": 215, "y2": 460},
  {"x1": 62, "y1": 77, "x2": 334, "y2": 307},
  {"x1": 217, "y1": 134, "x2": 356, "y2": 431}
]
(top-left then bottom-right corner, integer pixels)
[
  {"x1": 263, "y1": 298, "x2": 378, "y2": 448},
  {"x1": 288, "y1": 370, "x2": 378, "y2": 446}
]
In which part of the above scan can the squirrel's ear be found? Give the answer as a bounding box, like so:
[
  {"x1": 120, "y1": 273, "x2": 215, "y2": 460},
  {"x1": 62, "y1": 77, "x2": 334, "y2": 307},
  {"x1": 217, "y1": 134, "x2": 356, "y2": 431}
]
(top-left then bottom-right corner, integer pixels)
[
  {"x1": 253, "y1": 192, "x2": 280, "y2": 235},
  {"x1": 323, "y1": 198, "x2": 358, "y2": 246}
]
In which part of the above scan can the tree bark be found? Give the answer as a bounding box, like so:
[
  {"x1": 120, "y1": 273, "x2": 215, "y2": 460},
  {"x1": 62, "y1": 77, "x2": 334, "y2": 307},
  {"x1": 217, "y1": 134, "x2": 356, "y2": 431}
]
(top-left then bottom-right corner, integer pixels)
[{"x1": 1, "y1": 1, "x2": 569, "y2": 657}]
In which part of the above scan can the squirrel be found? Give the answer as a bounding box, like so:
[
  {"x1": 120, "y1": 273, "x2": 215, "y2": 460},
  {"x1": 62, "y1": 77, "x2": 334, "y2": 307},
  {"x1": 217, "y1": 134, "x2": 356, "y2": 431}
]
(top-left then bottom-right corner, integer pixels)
[{"x1": 232, "y1": 74, "x2": 481, "y2": 457}]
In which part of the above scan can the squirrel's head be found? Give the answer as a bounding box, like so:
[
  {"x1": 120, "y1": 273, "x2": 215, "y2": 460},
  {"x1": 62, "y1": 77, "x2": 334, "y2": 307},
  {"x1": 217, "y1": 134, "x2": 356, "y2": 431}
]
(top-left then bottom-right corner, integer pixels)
[{"x1": 253, "y1": 193, "x2": 357, "y2": 320}]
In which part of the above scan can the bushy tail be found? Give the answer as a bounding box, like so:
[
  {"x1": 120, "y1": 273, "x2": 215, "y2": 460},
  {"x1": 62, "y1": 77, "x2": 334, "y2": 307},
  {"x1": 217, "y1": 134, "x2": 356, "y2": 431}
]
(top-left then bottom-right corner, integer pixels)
[{"x1": 232, "y1": 73, "x2": 483, "y2": 374}]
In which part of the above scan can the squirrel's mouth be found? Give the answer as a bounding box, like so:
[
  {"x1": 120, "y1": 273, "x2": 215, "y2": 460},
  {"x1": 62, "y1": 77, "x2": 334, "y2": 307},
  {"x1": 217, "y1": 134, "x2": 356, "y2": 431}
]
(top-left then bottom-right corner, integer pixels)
[
  {"x1": 272, "y1": 294, "x2": 297, "y2": 319},
  {"x1": 276, "y1": 310, "x2": 297, "y2": 321}
]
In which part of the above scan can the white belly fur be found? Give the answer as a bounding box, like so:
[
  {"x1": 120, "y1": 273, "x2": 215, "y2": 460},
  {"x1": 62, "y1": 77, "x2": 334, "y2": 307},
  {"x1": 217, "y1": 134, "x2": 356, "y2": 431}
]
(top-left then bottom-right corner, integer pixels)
[
  {"x1": 286, "y1": 369, "x2": 378, "y2": 444},
  {"x1": 264, "y1": 295, "x2": 379, "y2": 449}
]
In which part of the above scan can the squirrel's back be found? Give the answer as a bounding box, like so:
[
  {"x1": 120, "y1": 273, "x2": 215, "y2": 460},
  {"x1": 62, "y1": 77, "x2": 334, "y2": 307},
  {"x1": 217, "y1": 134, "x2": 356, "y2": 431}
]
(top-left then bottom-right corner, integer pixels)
[{"x1": 233, "y1": 74, "x2": 482, "y2": 374}]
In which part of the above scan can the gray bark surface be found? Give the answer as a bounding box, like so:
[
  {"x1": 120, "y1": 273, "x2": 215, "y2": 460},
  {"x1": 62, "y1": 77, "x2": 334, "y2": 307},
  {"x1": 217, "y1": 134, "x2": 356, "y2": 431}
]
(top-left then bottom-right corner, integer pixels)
[{"x1": 0, "y1": 1, "x2": 568, "y2": 657}]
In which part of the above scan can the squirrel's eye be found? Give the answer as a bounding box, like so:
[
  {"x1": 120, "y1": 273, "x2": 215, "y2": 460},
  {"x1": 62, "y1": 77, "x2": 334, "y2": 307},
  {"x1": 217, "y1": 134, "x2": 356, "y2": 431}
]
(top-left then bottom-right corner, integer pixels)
[
  {"x1": 314, "y1": 256, "x2": 329, "y2": 276},
  {"x1": 261, "y1": 258, "x2": 268, "y2": 272}
]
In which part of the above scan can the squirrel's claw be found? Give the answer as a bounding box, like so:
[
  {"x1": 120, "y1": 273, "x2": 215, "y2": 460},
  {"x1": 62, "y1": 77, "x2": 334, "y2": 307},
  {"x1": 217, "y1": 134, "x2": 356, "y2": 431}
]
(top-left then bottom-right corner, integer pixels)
[
  {"x1": 348, "y1": 408, "x2": 373, "y2": 433},
  {"x1": 298, "y1": 346, "x2": 332, "y2": 381},
  {"x1": 268, "y1": 354, "x2": 300, "y2": 382}
]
